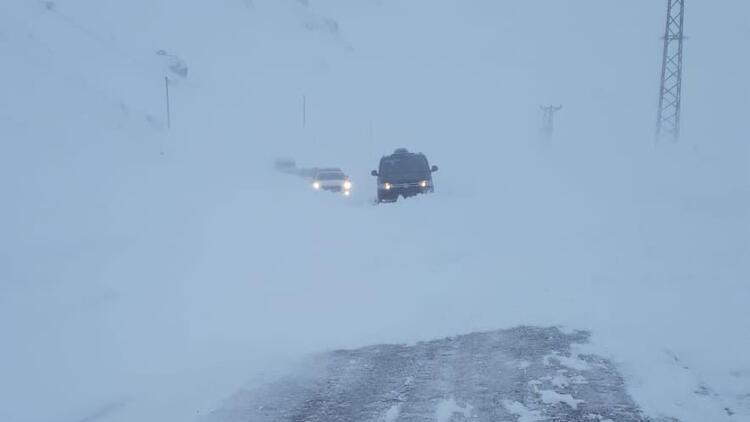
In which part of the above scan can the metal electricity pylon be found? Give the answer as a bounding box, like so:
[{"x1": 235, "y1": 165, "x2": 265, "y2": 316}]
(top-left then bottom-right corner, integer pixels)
[
  {"x1": 656, "y1": 0, "x2": 685, "y2": 142},
  {"x1": 540, "y1": 105, "x2": 562, "y2": 138}
]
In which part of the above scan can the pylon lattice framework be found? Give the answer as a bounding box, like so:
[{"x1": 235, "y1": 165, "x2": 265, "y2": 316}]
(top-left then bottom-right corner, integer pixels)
[{"x1": 656, "y1": 0, "x2": 685, "y2": 142}]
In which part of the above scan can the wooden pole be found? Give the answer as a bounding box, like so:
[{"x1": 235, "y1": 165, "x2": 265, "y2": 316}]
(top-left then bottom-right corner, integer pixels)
[{"x1": 165, "y1": 76, "x2": 171, "y2": 129}]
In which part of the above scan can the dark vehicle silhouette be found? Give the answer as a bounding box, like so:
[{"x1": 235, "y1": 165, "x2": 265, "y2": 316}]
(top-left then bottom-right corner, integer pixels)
[{"x1": 371, "y1": 148, "x2": 438, "y2": 203}]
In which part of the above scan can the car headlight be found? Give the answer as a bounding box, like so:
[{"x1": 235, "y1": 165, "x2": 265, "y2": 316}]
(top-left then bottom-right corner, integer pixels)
[
  {"x1": 384, "y1": 182, "x2": 391, "y2": 190},
  {"x1": 312, "y1": 181, "x2": 321, "y2": 190},
  {"x1": 420, "y1": 180, "x2": 428, "y2": 188},
  {"x1": 343, "y1": 181, "x2": 352, "y2": 190}
]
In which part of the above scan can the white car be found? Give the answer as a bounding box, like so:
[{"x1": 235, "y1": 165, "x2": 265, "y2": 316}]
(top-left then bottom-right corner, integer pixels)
[{"x1": 312, "y1": 168, "x2": 352, "y2": 196}]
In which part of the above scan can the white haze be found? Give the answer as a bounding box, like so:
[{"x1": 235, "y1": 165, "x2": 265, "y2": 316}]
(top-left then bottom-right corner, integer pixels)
[{"x1": 0, "y1": 1, "x2": 748, "y2": 421}]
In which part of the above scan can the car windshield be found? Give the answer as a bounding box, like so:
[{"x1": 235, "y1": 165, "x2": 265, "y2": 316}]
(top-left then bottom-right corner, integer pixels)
[
  {"x1": 379, "y1": 155, "x2": 428, "y2": 175},
  {"x1": 318, "y1": 173, "x2": 345, "y2": 180}
]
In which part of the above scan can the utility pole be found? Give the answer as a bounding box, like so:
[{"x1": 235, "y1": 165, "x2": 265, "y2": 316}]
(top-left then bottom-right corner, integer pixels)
[
  {"x1": 165, "y1": 76, "x2": 171, "y2": 129},
  {"x1": 656, "y1": 0, "x2": 685, "y2": 142},
  {"x1": 540, "y1": 105, "x2": 562, "y2": 138},
  {"x1": 302, "y1": 95, "x2": 307, "y2": 129}
]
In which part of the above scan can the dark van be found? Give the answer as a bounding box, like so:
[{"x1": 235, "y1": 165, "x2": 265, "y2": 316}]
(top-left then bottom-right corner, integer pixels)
[{"x1": 371, "y1": 148, "x2": 438, "y2": 203}]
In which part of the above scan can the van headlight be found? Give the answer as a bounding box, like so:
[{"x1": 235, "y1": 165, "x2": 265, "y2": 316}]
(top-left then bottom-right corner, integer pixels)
[
  {"x1": 312, "y1": 181, "x2": 321, "y2": 190},
  {"x1": 383, "y1": 182, "x2": 392, "y2": 190},
  {"x1": 420, "y1": 180, "x2": 429, "y2": 188},
  {"x1": 343, "y1": 181, "x2": 352, "y2": 190}
]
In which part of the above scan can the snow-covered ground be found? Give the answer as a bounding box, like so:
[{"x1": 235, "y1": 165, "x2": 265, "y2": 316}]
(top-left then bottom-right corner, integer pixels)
[{"x1": 1, "y1": 1, "x2": 748, "y2": 421}]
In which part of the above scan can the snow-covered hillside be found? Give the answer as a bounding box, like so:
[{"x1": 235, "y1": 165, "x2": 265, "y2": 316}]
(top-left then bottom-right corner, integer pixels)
[{"x1": 1, "y1": 1, "x2": 748, "y2": 421}]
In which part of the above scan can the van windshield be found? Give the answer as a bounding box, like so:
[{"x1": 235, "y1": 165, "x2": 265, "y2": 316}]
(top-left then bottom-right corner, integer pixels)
[{"x1": 379, "y1": 155, "x2": 428, "y2": 176}]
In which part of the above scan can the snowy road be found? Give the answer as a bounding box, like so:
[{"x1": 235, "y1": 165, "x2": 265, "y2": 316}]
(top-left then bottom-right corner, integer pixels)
[{"x1": 205, "y1": 327, "x2": 666, "y2": 422}]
